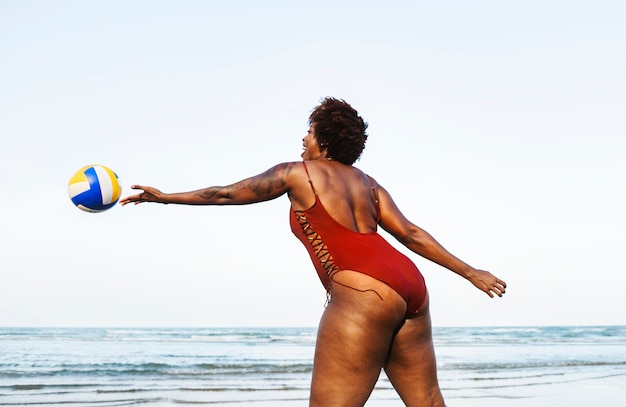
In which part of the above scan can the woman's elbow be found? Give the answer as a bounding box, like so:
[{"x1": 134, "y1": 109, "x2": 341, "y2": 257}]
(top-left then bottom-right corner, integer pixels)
[{"x1": 401, "y1": 226, "x2": 430, "y2": 249}]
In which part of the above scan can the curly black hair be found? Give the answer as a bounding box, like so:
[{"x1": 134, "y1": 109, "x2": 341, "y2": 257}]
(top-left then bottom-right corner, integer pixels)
[{"x1": 308, "y1": 97, "x2": 368, "y2": 165}]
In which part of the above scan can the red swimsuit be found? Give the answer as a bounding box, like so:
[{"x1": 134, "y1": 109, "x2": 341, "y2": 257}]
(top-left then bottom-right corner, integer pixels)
[{"x1": 290, "y1": 162, "x2": 427, "y2": 317}]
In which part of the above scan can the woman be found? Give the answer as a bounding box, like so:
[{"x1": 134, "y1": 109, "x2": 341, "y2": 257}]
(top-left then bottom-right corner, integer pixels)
[{"x1": 121, "y1": 97, "x2": 506, "y2": 407}]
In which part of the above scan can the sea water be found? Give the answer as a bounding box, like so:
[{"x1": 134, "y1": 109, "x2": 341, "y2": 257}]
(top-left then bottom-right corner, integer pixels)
[{"x1": 1, "y1": 326, "x2": 624, "y2": 406}]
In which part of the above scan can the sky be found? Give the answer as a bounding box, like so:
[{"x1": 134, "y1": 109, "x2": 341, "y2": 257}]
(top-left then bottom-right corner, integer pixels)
[{"x1": 1, "y1": 0, "x2": 624, "y2": 328}]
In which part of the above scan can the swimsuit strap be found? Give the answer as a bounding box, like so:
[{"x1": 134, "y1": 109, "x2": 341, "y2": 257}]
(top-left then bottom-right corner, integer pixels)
[
  {"x1": 301, "y1": 161, "x2": 317, "y2": 195},
  {"x1": 302, "y1": 161, "x2": 380, "y2": 222},
  {"x1": 367, "y1": 175, "x2": 381, "y2": 222}
]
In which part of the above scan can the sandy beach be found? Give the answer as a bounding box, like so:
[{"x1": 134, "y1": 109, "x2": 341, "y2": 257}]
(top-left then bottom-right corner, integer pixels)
[
  {"x1": 144, "y1": 377, "x2": 625, "y2": 406},
  {"x1": 373, "y1": 376, "x2": 626, "y2": 407},
  {"x1": 210, "y1": 374, "x2": 626, "y2": 406}
]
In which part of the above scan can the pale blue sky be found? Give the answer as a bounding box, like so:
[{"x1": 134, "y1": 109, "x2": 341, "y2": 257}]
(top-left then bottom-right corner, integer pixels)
[{"x1": 1, "y1": 0, "x2": 624, "y2": 327}]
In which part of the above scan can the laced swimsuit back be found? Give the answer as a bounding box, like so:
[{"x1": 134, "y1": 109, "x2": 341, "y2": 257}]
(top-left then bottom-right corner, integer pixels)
[{"x1": 289, "y1": 161, "x2": 428, "y2": 317}]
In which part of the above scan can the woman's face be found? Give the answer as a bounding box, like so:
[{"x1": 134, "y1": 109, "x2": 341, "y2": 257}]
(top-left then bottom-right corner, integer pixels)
[{"x1": 301, "y1": 124, "x2": 326, "y2": 160}]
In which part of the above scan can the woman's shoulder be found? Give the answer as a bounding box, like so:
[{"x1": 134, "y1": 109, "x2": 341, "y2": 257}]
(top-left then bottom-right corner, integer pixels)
[
  {"x1": 266, "y1": 161, "x2": 305, "y2": 176},
  {"x1": 305, "y1": 161, "x2": 380, "y2": 190}
]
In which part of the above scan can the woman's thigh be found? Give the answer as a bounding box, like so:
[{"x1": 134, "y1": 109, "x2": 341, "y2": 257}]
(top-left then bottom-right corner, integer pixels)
[
  {"x1": 384, "y1": 295, "x2": 446, "y2": 407},
  {"x1": 309, "y1": 270, "x2": 407, "y2": 407}
]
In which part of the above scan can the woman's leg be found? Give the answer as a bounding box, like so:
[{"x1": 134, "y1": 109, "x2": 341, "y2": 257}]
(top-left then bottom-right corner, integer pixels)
[
  {"x1": 309, "y1": 270, "x2": 407, "y2": 407},
  {"x1": 384, "y1": 294, "x2": 446, "y2": 407}
]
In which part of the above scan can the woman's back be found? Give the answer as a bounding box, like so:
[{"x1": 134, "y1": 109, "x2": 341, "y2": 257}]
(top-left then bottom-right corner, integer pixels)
[{"x1": 291, "y1": 160, "x2": 379, "y2": 234}]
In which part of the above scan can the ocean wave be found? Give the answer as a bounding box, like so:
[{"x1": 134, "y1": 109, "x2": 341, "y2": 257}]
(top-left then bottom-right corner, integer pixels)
[
  {"x1": 441, "y1": 359, "x2": 626, "y2": 371},
  {"x1": 0, "y1": 327, "x2": 318, "y2": 345},
  {"x1": 434, "y1": 325, "x2": 626, "y2": 346},
  {"x1": 0, "y1": 361, "x2": 314, "y2": 380},
  {"x1": 3, "y1": 326, "x2": 625, "y2": 345}
]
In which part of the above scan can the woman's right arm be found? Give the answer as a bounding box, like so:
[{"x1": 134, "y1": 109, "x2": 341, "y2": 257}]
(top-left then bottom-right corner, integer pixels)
[
  {"x1": 377, "y1": 185, "x2": 507, "y2": 298},
  {"x1": 120, "y1": 162, "x2": 299, "y2": 206}
]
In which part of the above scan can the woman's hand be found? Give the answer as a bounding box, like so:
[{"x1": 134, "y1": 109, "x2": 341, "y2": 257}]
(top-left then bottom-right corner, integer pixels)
[
  {"x1": 467, "y1": 269, "x2": 507, "y2": 298},
  {"x1": 120, "y1": 185, "x2": 166, "y2": 205}
]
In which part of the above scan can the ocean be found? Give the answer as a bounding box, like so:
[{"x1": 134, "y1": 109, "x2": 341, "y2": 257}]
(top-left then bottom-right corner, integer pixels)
[{"x1": 0, "y1": 326, "x2": 624, "y2": 406}]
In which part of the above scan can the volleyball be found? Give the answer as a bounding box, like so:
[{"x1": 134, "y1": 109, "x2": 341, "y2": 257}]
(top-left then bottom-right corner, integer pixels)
[{"x1": 68, "y1": 165, "x2": 122, "y2": 213}]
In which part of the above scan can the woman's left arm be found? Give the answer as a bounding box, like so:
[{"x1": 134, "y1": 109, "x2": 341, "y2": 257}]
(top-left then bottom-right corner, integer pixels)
[
  {"x1": 377, "y1": 184, "x2": 507, "y2": 298},
  {"x1": 120, "y1": 162, "x2": 297, "y2": 206}
]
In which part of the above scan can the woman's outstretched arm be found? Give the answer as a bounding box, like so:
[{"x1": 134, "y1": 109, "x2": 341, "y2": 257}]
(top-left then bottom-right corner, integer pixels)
[
  {"x1": 120, "y1": 162, "x2": 298, "y2": 206},
  {"x1": 377, "y1": 184, "x2": 507, "y2": 298}
]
